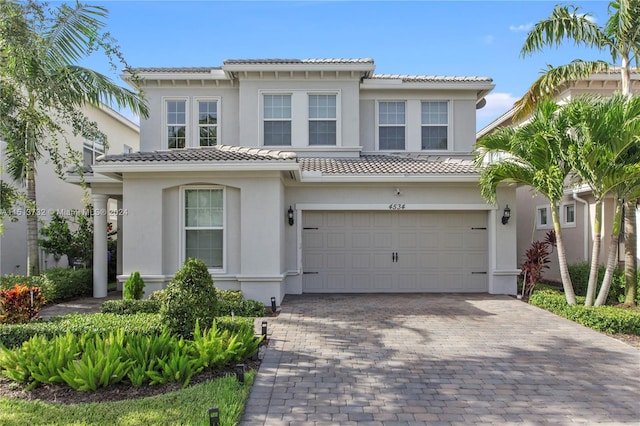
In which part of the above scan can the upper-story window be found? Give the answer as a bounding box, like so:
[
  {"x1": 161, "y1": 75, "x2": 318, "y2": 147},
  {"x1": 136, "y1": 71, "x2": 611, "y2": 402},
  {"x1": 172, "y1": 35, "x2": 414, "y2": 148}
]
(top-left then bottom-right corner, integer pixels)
[
  {"x1": 167, "y1": 100, "x2": 187, "y2": 149},
  {"x1": 263, "y1": 94, "x2": 292, "y2": 146},
  {"x1": 83, "y1": 137, "x2": 105, "y2": 167},
  {"x1": 309, "y1": 94, "x2": 336, "y2": 145},
  {"x1": 421, "y1": 101, "x2": 448, "y2": 150},
  {"x1": 197, "y1": 100, "x2": 218, "y2": 147},
  {"x1": 378, "y1": 101, "x2": 405, "y2": 150}
]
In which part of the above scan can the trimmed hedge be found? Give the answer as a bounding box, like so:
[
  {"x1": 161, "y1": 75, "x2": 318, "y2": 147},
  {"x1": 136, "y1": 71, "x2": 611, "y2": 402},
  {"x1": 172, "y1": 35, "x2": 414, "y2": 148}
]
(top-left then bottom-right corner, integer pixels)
[
  {"x1": 0, "y1": 313, "x2": 162, "y2": 348},
  {"x1": 568, "y1": 262, "x2": 639, "y2": 304},
  {"x1": 0, "y1": 268, "x2": 92, "y2": 303},
  {"x1": 217, "y1": 299, "x2": 266, "y2": 317},
  {"x1": 529, "y1": 289, "x2": 640, "y2": 335},
  {"x1": 0, "y1": 313, "x2": 255, "y2": 348},
  {"x1": 101, "y1": 299, "x2": 162, "y2": 315}
]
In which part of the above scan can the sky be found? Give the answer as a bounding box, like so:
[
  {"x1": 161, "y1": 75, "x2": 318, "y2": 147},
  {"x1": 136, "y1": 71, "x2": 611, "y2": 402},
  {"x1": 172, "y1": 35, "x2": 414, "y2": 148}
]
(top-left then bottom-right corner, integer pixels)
[{"x1": 77, "y1": 0, "x2": 612, "y2": 131}]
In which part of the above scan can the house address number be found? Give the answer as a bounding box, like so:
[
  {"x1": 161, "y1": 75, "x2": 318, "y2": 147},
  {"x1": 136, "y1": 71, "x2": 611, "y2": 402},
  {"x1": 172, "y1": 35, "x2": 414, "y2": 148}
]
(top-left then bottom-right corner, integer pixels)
[{"x1": 388, "y1": 203, "x2": 406, "y2": 210}]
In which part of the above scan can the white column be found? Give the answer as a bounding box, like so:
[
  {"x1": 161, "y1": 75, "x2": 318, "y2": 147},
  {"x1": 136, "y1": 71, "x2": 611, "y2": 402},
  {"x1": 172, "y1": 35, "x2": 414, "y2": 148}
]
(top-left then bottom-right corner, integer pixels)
[
  {"x1": 92, "y1": 194, "x2": 109, "y2": 298},
  {"x1": 116, "y1": 198, "x2": 124, "y2": 291}
]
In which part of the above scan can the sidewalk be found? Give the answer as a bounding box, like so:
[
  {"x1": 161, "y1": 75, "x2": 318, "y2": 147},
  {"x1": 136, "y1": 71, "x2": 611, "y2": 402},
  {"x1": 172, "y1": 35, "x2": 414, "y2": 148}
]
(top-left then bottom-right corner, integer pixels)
[{"x1": 39, "y1": 291, "x2": 122, "y2": 319}]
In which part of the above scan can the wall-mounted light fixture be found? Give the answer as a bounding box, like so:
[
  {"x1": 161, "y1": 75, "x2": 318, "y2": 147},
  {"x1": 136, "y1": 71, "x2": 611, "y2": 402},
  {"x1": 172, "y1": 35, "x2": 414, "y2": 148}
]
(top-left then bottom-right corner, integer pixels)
[
  {"x1": 502, "y1": 205, "x2": 511, "y2": 225},
  {"x1": 287, "y1": 206, "x2": 294, "y2": 226}
]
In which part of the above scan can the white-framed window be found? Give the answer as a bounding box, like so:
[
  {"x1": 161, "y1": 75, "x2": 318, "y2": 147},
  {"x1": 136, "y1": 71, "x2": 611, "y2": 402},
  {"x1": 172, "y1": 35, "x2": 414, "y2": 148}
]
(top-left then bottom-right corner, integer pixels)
[
  {"x1": 308, "y1": 94, "x2": 336, "y2": 145},
  {"x1": 182, "y1": 187, "x2": 225, "y2": 270},
  {"x1": 378, "y1": 101, "x2": 406, "y2": 150},
  {"x1": 562, "y1": 202, "x2": 576, "y2": 227},
  {"x1": 166, "y1": 99, "x2": 187, "y2": 149},
  {"x1": 196, "y1": 99, "x2": 218, "y2": 147},
  {"x1": 263, "y1": 94, "x2": 292, "y2": 146},
  {"x1": 421, "y1": 101, "x2": 448, "y2": 150},
  {"x1": 83, "y1": 138, "x2": 105, "y2": 167},
  {"x1": 536, "y1": 205, "x2": 552, "y2": 230}
]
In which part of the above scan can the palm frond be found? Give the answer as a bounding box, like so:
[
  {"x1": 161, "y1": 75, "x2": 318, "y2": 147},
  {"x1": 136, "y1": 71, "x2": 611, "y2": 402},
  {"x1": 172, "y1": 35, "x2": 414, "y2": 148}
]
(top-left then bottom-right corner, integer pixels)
[
  {"x1": 521, "y1": 4, "x2": 610, "y2": 57},
  {"x1": 50, "y1": 65, "x2": 149, "y2": 118},
  {"x1": 44, "y1": 3, "x2": 107, "y2": 68},
  {"x1": 513, "y1": 61, "x2": 610, "y2": 120}
]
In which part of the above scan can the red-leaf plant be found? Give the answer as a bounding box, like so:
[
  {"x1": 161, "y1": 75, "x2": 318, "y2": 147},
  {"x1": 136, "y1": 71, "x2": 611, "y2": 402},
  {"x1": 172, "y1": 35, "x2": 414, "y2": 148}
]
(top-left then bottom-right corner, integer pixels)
[
  {"x1": 0, "y1": 284, "x2": 46, "y2": 324},
  {"x1": 520, "y1": 231, "x2": 556, "y2": 299}
]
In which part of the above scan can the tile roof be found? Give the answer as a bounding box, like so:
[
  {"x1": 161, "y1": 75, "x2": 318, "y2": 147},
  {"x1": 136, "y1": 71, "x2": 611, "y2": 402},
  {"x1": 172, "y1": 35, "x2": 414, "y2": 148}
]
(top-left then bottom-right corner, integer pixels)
[
  {"x1": 133, "y1": 67, "x2": 221, "y2": 73},
  {"x1": 223, "y1": 58, "x2": 374, "y2": 65},
  {"x1": 96, "y1": 145, "x2": 297, "y2": 164},
  {"x1": 300, "y1": 155, "x2": 478, "y2": 175},
  {"x1": 370, "y1": 74, "x2": 493, "y2": 83}
]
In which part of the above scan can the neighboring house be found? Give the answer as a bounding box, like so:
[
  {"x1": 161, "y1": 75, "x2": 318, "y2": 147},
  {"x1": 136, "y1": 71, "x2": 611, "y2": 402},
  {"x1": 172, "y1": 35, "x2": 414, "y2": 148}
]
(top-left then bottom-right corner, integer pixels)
[
  {"x1": 85, "y1": 58, "x2": 519, "y2": 303},
  {"x1": 0, "y1": 104, "x2": 139, "y2": 276},
  {"x1": 477, "y1": 69, "x2": 640, "y2": 282}
]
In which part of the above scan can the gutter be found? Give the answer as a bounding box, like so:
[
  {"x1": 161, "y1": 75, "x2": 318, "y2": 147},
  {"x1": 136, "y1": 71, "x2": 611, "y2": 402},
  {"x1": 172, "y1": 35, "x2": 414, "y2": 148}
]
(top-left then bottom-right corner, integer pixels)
[{"x1": 572, "y1": 190, "x2": 590, "y2": 261}]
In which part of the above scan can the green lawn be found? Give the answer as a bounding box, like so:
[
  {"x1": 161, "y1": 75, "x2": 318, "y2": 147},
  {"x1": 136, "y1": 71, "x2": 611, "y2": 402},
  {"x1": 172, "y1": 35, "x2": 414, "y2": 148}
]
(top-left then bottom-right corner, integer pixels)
[{"x1": 0, "y1": 370, "x2": 255, "y2": 426}]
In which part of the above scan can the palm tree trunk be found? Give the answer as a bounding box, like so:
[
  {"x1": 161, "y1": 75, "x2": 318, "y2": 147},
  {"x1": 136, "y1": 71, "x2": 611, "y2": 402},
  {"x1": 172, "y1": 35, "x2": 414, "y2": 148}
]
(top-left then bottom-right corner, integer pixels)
[
  {"x1": 585, "y1": 200, "x2": 602, "y2": 306},
  {"x1": 624, "y1": 199, "x2": 637, "y2": 306},
  {"x1": 551, "y1": 205, "x2": 577, "y2": 304},
  {"x1": 595, "y1": 201, "x2": 623, "y2": 306},
  {"x1": 620, "y1": 55, "x2": 637, "y2": 306},
  {"x1": 26, "y1": 151, "x2": 39, "y2": 276}
]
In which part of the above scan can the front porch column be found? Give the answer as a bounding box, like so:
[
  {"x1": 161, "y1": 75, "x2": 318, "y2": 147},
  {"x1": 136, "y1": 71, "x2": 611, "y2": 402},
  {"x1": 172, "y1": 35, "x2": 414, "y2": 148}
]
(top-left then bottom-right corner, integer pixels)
[
  {"x1": 92, "y1": 194, "x2": 109, "y2": 298},
  {"x1": 116, "y1": 198, "x2": 123, "y2": 291}
]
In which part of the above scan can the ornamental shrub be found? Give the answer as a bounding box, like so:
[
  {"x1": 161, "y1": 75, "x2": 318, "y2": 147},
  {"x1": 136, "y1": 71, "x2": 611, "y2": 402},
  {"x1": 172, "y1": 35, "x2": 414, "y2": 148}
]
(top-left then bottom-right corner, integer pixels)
[
  {"x1": 160, "y1": 258, "x2": 218, "y2": 338},
  {"x1": 0, "y1": 313, "x2": 162, "y2": 348},
  {"x1": 529, "y1": 289, "x2": 640, "y2": 335},
  {"x1": 40, "y1": 267, "x2": 93, "y2": 302},
  {"x1": 0, "y1": 285, "x2": 46, "y2": 324},
  {"x1": 100, "y1": 299, "x2": 161, "y2": 315},
  {"x1": 568, "y1": 263, "x2": 638, "y2": 304},
  {"x1": 123, "y1": 272, "x2": 145, "y2": 300}
]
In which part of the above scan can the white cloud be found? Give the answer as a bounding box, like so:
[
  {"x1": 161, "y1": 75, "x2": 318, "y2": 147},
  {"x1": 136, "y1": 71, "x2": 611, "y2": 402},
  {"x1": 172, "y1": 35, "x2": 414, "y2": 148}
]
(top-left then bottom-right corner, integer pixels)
[
  {"x1": 476, "y1": 93, "x2": 519, "y2": 130},
  {"x1": 509, "y1": 23, "x2": 533, "y2": 32}
]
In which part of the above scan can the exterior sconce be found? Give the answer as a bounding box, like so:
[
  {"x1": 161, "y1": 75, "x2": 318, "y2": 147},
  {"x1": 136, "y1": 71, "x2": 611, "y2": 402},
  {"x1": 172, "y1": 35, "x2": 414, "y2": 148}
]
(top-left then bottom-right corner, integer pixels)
[
  {"x1": 287, "y1": 206, "x2": 294, "y2": 226},
  {"x1": 502, "y1": 205, "x2": 511, "y2": 225}
]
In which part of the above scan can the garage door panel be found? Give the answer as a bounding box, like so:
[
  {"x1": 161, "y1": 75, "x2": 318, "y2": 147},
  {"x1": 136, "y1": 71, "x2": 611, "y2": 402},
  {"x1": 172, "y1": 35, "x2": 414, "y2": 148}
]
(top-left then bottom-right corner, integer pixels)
[
  {"x1": 327, "y1": 232, "x2": 346, "y2": 248},
  {"x1": 302, "y1": 211, "x2": 488, "y2": 293}
]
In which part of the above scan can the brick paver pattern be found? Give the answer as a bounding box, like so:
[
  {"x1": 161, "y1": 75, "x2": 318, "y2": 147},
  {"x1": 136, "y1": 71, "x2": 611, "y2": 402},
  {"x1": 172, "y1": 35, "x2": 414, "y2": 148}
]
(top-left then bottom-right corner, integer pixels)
[{"x1": 241, "y1": 294, "x2": 640, "y2": 425}]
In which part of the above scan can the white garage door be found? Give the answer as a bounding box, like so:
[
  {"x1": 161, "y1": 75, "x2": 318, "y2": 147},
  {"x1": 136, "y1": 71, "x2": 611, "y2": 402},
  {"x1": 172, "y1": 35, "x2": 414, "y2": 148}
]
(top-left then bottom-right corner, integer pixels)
[{"x1": 302, "y1": 211, "x2": 488, "y2": 293}]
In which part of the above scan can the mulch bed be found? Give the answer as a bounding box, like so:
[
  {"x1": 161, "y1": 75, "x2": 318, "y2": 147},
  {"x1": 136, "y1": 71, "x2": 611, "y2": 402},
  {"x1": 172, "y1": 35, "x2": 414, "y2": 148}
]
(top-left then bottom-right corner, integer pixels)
[{"x1": 0, "y1": 358, "x2": 261, "y2": 405}]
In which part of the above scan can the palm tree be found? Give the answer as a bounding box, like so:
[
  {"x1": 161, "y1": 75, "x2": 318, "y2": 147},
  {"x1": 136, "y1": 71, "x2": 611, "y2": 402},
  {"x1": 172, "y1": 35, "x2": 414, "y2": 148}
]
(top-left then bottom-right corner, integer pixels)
[
  {"x1": 0, "y1": 1, "x2": 148, "y2": 276},
  {"x1": 517, "y1": 0, "x2": 640, "y2": 305},
  {"x1": 475, "y1": 100, "x2": 578, "y2": 304},
  {"x1": 566, "y1": 94, "x2": 640, "y2": 305}
]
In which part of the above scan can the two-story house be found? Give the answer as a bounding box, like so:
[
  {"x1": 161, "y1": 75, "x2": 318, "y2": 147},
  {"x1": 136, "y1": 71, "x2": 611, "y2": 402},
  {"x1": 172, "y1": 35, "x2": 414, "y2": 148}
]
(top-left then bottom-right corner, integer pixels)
[
  {"x1": 87, "y1": 58, "x2": 518, "y2": 303},
  {"x1": 477, "y1": 69, "x2": 640, "y2": 282},
  {"x1": 1, "y1": 104, "x2": 139, "y2": 277}
]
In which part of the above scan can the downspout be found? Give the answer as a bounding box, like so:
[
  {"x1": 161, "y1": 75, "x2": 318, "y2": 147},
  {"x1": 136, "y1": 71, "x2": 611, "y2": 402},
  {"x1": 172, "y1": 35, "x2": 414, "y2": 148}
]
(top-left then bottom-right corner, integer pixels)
[{"x1": 573, "y1": 191, "x2": 589, "y2": 261}]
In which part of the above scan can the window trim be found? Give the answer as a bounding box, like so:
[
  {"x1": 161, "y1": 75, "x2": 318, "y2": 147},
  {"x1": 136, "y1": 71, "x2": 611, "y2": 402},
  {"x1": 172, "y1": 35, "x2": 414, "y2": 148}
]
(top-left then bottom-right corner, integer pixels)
[
  {"x1": 163, "y1": 97, "x2": 189, "y2": 149},
  {"x1": 193, "y1": 97, "x2": 221, "y2": 147},
  {"x1": 83, "y1": 137, "x2": 106, "y2": 167},
  {"x1": 420, "y1": 100, "x2": 449, "y2": 151},
  {"x1": 308, "y1": 93, "x2": 338, "y2": 146},
  {"x1": 179, "y1": 186, "x2": 226, "y2": 273},
  {"x1": 376, "y1": 100, "x2": 407, "y2": 151},
  {"x1": 262, "y1": 93, "x2": 293, "y2": 147},
  {"x1": 561, "y1": 201, "x2": 577, "y2": 228},
  {"x1": 536, "y1": 205, "x2": 552, "y2": 230}
]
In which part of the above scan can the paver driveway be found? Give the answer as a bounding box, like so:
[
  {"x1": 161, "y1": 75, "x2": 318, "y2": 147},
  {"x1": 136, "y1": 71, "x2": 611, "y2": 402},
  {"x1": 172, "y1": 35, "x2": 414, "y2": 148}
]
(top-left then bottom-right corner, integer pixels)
[{"x1": 241, "y1": 294, "x2": 639, "y2": 425}]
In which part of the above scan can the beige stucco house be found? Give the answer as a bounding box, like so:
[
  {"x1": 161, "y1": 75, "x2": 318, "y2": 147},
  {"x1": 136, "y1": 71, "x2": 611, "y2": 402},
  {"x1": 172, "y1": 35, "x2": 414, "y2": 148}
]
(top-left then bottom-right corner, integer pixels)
[
  {"x1": 477, "y1": 69, "x2": 640, "y2": 282},
  {"x1": 86, "y1": 58, "x2": 519, "y2": 303},
  {"x1": 0, "y1": 105, "x2": 139, "y2": 276}
]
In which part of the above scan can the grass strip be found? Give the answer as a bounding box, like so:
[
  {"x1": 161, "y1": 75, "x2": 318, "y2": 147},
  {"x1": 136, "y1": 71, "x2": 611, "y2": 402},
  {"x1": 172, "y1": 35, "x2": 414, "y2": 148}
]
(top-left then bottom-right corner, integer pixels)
[{"x1": 0, "y1": 370, "x2": 255, "y2": 426}]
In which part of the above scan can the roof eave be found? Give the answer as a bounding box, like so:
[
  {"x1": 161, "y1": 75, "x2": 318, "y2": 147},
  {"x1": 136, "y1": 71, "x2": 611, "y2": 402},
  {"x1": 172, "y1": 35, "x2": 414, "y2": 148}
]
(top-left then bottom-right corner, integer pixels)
[
  {"x1": 299, "y1": 173, "x2": 480, "y2": 183},
  {"x1": 92, "y1": 162, "x2": 300, "y2": 174}
]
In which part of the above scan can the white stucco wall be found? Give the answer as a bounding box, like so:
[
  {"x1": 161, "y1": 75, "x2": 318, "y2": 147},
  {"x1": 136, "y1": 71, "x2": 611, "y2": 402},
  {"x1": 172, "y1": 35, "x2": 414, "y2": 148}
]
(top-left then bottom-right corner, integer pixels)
[{"x1": 0, "y1": 106, "x2": 139, "y2": 276}]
